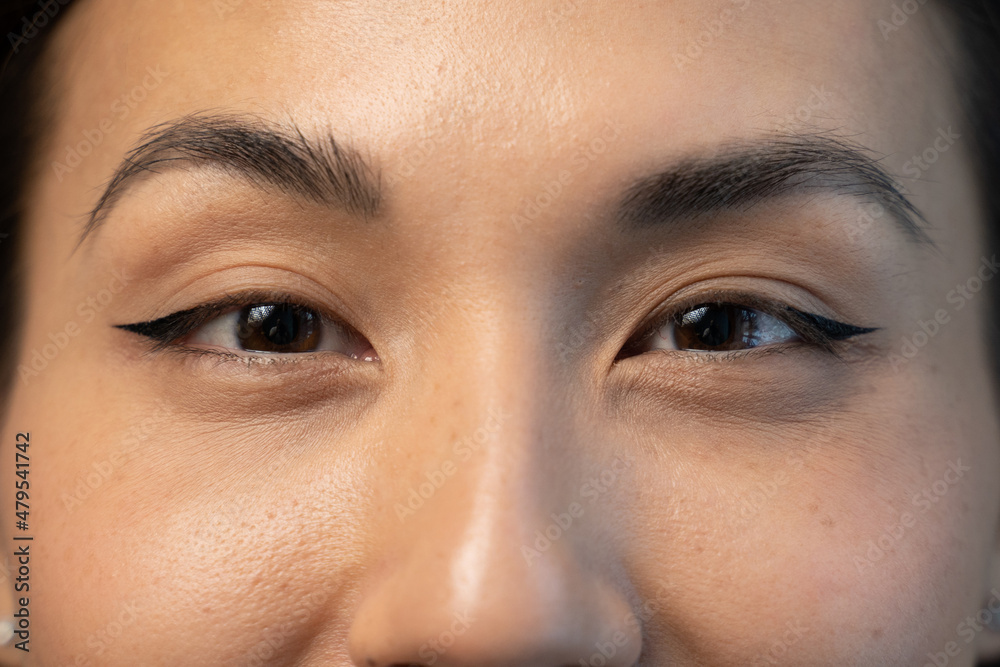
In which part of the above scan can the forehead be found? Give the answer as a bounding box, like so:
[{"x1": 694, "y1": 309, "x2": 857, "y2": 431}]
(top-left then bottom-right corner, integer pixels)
[{"x1": 49, "y1": 0, "x2": 955, "y2": 180}]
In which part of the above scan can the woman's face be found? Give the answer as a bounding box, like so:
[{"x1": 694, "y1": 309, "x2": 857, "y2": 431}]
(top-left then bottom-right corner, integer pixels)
[{"x1": 5, "y1": 0, "x2": 1000, "y2": 664}]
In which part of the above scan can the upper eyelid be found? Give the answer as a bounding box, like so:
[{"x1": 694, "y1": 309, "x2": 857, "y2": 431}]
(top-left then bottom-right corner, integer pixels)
[
  {"x1": 114, "y1": 292, "x2": 354, "y2": 355},
  {"x1": 118, "y1": 291, "x2": 342, "y2": 331}
]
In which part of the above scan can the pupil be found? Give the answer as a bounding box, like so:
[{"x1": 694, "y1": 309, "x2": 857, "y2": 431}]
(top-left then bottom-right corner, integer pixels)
[
  {"x1": 683, "y1": 305, "x2": 735, "y2": 348},
  {"x1": 264, "y1": 305, "x2": 296, "y2": 344}
]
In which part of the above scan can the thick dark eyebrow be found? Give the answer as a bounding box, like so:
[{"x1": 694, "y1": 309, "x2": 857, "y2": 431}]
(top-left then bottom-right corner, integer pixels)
[
  {"x1": 77, "y1": 112, "x2": 381, "y2": 248},
  {"x1": 617, "y1": 134, "x2": 932, "y2": 246}
]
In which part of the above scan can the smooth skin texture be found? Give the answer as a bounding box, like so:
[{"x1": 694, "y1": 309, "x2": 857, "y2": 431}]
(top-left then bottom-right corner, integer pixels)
[{"x1": 2, "y1": 0, "x2": 1000, "y2": 664}]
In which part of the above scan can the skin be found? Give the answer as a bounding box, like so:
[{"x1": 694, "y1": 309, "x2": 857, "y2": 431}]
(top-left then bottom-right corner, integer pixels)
[{"x1": 1, "y1": 0, "x2": 999, "y2": 664}]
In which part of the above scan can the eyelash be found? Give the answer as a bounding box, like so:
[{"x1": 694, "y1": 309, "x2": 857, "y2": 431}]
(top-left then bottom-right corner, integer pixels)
[
  {"x1": 618, "y1": 290, "x2": 878, "y2": 359},
  {"x1": 116, "y1": 289, "x2": 878, "y2": 366},
  {"x1": 114, "y1": 290, "x2": 359, "y2": 364}
]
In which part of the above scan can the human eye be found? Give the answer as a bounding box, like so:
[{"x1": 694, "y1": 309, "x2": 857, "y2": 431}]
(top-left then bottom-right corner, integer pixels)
[
  {"x1": 114, "y1": 291, "x2": 377, "y2": 361},
  {"x1": 617, "y1": 292, "x2": 879, "y2": 358}
]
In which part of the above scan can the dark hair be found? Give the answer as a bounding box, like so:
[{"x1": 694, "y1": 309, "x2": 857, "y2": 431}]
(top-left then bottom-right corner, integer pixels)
[
  {"x1": 0, "y1": 0, "x2": 998, "y2": 398},
  {"x1": 939, "y1": 2, "x2": 1000, "y2": 399},
  {"x1": 0, "y1": 0, "x2": 72, "y2": 404}
]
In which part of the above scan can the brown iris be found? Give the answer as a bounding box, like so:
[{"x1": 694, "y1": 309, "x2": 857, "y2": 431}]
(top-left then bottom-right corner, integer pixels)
[
  {"x1": 670, "y1": 304, "x2": 759, "y2": 351},
  {"x1": 236, "y1": 303, "x2": 321, "y2": 352}
]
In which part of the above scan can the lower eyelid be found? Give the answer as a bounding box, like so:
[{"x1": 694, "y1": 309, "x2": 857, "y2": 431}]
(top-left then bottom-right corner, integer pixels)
[
  {"x1": 637, "y1": 343, "x2": 798, "y2": 363},
  {"x1": 156, "y1": 344, "x2": 341, "y2": 369}
]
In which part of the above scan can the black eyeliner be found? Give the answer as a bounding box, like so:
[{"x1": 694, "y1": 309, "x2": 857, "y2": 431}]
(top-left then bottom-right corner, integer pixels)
[
  {"x1": 621, "y1": 292, "x2": 879, "y2": 359},
  {"x1": 784, "y1": 306, "x2": 880, "y2": 348},
  {"x1": 114, "y1": 292, "x2": 302, "y2": 351},
  {"x1": 116, "y1": 305, "x2": 216, "y2": 351}
]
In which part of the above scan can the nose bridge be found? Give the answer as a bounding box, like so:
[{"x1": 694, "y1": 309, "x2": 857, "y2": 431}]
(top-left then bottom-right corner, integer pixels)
[
  {"x1": 372, "y1": 344, "x2": 567, "y2": 611},
  {"x1": 395, "y1": 264, "x2": 573, "y2": 521},
  {"x1": 347, "y1": 305, "x2": 641, "y2": 666},
  {"x1": 395, "y1": 289, "x2": 579, "y2": 603},
  {"x1": 390, "y1": 294, "x2": 554, "y2": 537}
]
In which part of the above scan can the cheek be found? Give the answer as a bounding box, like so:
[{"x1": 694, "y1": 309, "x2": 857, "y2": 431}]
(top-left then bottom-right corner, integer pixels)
[
  {"x1": 622, "y1": 401, "x2": 994, "y2": 665},
  {"x1": 14, "y1": 374, "x2": 372, "y2": 665}
]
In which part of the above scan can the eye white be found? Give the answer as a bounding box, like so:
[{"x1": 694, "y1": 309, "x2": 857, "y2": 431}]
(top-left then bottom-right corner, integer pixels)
[{"x1": 189, "y1": 310, "x2": 245, "y2": 349}]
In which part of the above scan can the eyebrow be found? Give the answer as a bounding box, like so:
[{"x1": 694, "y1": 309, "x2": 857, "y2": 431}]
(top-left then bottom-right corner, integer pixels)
[
  {"x1": 79, "y1": 118, "x2": 928, "y2": 251},
  {"x1": 617, "y1": 133, "x2": 932, "y2": 246},
  {"x1": 78, "y1": 112, "x2": 381, "y2": 247}
]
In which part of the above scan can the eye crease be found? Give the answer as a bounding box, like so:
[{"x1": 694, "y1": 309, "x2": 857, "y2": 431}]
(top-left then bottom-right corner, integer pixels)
[{"x1": 114, "y1": 292, "x2": 378, "y2": 360}]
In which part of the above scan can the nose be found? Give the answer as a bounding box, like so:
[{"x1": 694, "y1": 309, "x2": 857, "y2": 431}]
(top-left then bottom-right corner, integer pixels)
[{"x1": 346, "y1": 404, "x2": 642, "y2": 667}]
